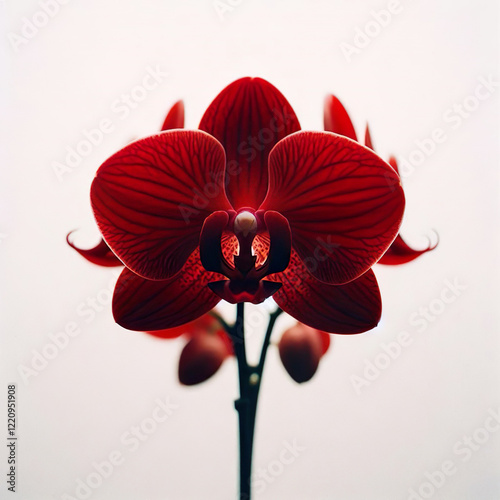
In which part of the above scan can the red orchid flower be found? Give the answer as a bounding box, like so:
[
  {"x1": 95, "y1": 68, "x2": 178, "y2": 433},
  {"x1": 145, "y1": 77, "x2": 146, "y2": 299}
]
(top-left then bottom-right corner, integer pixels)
[
  {"x1": 90, "y1": 77, "x2": 405, "y2": 334},
  {"x1": 324, "y1": 94, "x2": 437, "y2": 265},
  {"x1": 278, "y1": 322, "x2": 331, "y2": 383}
]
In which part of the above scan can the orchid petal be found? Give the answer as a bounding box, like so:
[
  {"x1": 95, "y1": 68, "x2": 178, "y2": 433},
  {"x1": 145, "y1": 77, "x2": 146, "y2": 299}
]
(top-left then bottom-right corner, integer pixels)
[
  {"x1": 364, "y1": 124, "x2": 374, "y2": 150},
  {"x1": 378, "y1": 234, "x2": 438, "y2": 265},
  {"x1": 199, "y1": 77, "x2": 300, "y2": 209},
  {"x1": 161, "y1": 100, "x2": 185, "y2": 130},
  {"x1": 261, "y1": 131, "x2": 405, "y2": 284},
  {"x1": 142, "y1": 328, "x2": 186, "y2": 339},
  {"x1": 66, "y1": 232, "x2": 122, "y2": 267},
  {"x1": 270, "y1": 251, "x2": 381, "y2": 334},
  {"x1": 318, "y1": 330, "x2": 331, "y2": 355},
  {"x1": 388, "y1": 155, "x2": 400, "y2": 175},
  {"x1": 112, "y1": 249, "x2": 221, "y2": 331},
  {"x1": 143, "y1": 312, "x2": 221, "y2": 340},
  {"x1": 91, "y1": 130, "x2": 232, "y2": 280},
  {"x1": 324, "y1": 95, "x2": 357, "y2": 141}
]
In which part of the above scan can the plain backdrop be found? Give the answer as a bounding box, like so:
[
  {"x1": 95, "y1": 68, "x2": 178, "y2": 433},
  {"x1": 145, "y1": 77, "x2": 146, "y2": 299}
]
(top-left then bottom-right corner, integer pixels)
[{"x1": 1, "y1": 1, "x2": 499, "y2": 499}]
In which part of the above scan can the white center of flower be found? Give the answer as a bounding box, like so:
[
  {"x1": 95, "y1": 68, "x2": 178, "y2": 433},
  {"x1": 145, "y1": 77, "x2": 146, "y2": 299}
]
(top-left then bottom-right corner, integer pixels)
[{"x1": 234, "y1": 211, "x2": 257, "y2": 237}]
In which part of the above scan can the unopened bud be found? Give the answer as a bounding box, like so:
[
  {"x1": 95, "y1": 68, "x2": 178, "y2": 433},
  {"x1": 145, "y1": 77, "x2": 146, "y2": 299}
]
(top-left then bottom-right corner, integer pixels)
[{"x1": 278, "y1": 323, "x2": 331, "y2": 383}]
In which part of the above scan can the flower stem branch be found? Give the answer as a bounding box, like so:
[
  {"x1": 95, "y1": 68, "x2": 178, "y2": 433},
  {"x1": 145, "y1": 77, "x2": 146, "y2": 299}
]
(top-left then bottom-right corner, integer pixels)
[{"x1": 226, "y1": 304, "x2": 283, "y2": 500}]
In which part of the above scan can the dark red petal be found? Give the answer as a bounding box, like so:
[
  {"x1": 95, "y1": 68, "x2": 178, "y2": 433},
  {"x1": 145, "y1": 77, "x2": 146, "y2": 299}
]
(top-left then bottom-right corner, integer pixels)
[
  {"x1": 278, "y1": 323, "x2": 323, "y2": 383},
  {"x1": 208, "y1": 279, "x2": 281, "y2": 304},
  {"x1": 144, "y1": 312, "x2": 221, "y2": 340},
  {"x1": 178, "y1": 333, "x2": 230, "y2": 386},
  {"x1": 66, "y1": 232, "x2": 122, "y2": 267},
  {"x1": 324, "y1": 95, "x2": 357, "y2": 141},
  {"x1": 112, "y1": 249, "x2": 221, "y2": 331},
  {"x1": 261, "y1": 131, "x2": 405, "y2": 284},
  {"x1": 91, "y1": 130, "x2": 232, "y2": 280},
  {"x1": 262, "y1": 211, "x2": 291, "y2": 274},
  {"x1": 199, "y1": 211, "x2": 233, "y2": 276},
  {"x1": 269, "y1": 251, "x2": 381, "y2": 334},
  {"x1": 388, "y1": 155, "x2": 400, "y2": 175},
  {"x1": 161, "y1": 100, "x2": 184, "y2": 130},
  {"x1": 318, "y1": 330, "x2": 331, "y2": 355},
  {"x1": 364, "y1": 124, "x2": 374, "y2": 150},
  {"x1": 143, "y1": 328, "x2": 185, "y2": 339},
  {"x1": 378, "y1": 234, "x2": 438, "y2": 265},
  {"x1": 199, "y1": 77, "x2": 300, "y2": 209}
]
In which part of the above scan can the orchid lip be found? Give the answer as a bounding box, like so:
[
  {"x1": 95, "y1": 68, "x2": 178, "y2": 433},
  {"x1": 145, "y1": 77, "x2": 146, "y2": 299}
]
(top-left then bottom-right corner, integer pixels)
[{"x1": 200, "y1": 210, "x2": 292, "y2": 303}]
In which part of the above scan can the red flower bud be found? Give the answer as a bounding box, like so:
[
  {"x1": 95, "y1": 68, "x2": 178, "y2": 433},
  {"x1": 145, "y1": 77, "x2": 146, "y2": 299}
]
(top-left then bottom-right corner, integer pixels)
[
  {"x1": 278, "y1": 323, "x2": 331, "y2": 383},
  {"x1": 178, "y1": 332, "x2": 231, "y2": 386}
]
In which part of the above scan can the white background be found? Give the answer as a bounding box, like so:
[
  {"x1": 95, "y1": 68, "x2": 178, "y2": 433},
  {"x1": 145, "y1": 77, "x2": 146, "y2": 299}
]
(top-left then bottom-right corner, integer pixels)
[{"x1": 1, "y1": 1, "x2": 499, "y2": 499}]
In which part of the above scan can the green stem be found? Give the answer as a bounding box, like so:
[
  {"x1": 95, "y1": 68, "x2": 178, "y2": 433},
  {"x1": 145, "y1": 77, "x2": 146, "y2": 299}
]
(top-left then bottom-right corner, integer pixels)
[{"x1": 225, "y1": 304, "x2": 283, "y2": 500}]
